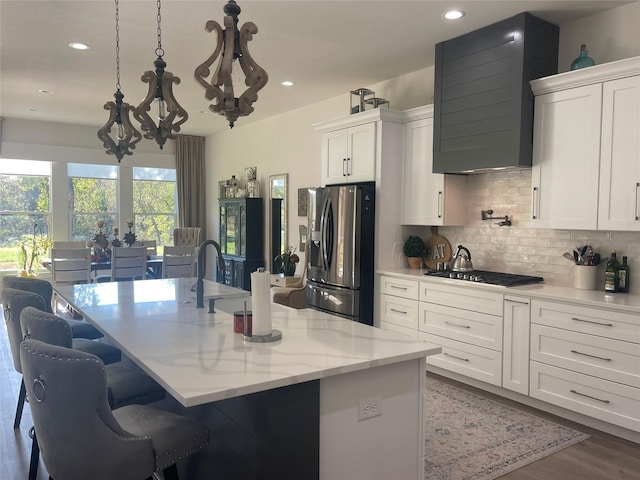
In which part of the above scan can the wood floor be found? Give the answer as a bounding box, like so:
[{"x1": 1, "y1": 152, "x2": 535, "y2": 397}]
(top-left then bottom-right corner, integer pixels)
[{"x1": 2, "y1": 315, "x2": 639, "y2": 480}]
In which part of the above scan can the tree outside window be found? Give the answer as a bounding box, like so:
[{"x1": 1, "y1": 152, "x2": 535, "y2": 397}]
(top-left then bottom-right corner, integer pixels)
[{"x1": 133, "y1": 167, "x2": 177, "y2": 252}]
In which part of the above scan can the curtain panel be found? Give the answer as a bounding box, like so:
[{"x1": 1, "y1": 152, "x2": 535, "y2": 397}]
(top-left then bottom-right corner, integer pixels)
[{"x1": 175, "y1": 135, "x2": 206, "y2": 230}]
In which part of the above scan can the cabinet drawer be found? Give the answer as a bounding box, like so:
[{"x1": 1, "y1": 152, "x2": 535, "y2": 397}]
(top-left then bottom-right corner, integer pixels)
[
  {"x1": 380, "y1": 276, "x2": 419, "y2": 300},
  {"x1": 380, "y1": 294, "x2": 419, "y2": 330},
  {"x1": 530, "y1": 362, "x2": 640, "y2": 431},
  {"x1": 419, "y1": 333, "x2": 502, "y2": 386},
  {"x1": 531, "y1": 324, "x2": 640, "y2": 388},
  {"x1": 420, "y1": 282, "x2": 503, "y2": 316},
  {"x1": 531, "y1": 300, "x2": 640, "y2": 343},
  {"x1": 380, "y1": 320, "x2": 419, "y2": 340},
  {"x1": 419, "y1": 302, "x2": 503, "y2": 351}
]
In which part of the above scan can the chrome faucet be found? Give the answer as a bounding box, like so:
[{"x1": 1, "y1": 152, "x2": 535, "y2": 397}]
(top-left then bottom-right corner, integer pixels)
[{"x1": 196, "y1": 239, "x2": 226, "y2": 309}]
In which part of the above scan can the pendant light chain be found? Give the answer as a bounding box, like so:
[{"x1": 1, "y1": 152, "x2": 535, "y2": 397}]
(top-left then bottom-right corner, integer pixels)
[
  {"x1": 114, "y1": 0, "x2": 121, "y2": 91},
  {"x1": 155, "y1": 0, "x2": 164, "y2": 57}
]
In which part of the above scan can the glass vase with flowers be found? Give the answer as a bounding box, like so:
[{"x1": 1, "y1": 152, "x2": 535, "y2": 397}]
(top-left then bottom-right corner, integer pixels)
[{"x1": 274, "y1": 246, "x2": 299, "y2": 276}]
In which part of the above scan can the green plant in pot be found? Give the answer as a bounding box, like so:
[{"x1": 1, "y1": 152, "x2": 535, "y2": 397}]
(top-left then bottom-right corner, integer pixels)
[{"x1": 403, "y1": 235, "x2": 426, "y2": 269}]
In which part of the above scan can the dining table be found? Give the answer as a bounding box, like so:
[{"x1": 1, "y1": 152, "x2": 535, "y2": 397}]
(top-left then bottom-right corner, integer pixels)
[{"x1": 53, "y1": 277, "x2": 441, "y2": 480}]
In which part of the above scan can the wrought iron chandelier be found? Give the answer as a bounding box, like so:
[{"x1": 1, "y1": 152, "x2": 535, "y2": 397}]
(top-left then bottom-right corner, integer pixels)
[
  {"x1": 134, "y1": 0, "x2": 188, "y2": 149},
  {"x1": 194, "y1": 0, "x2": 268, "y2": 129},
  {"x1": 97, "y1": 0, "x2": 142, "y2": 163}
]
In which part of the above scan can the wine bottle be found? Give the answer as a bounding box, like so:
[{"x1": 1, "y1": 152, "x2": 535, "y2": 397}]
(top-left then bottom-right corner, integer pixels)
[
  {"x1": 604, "y1": 250, "x2": 619, "y2": 292},
  {"x1": 618, "y1": 256, "x2": 630, "y2": 293}
]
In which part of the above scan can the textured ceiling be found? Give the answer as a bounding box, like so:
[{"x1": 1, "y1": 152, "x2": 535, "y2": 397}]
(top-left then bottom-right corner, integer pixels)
[{"x1": 0, "y1": 0, "x2": 628, "y2": 135}]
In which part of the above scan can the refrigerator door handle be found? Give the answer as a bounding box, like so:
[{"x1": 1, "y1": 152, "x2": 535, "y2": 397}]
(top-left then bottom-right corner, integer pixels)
[{"x1": 320, "y1": 196, "x2": 333, "y2": 271}]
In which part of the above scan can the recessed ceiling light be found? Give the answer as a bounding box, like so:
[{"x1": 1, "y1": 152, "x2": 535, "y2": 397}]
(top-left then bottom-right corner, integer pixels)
[
  {"x1": 69, "y1": 42, "x2": 90, "y2": 50},
  {"x1": 281, "y1": 81, "x2": 294, "y2": 87},
  {"x1": 443, "y1": 10, "x2": 465, "y2": 20},
  {"x1": 37, "y1": 89, "x2": 53, "y2": 94}
]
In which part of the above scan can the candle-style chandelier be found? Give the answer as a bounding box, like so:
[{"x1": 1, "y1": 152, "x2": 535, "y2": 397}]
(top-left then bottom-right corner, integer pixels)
[
  {"x1": 97, "y1": 0, "x2": 142, "y2": 163},
  {"x1": 194, "y1": 0, "x2": 268, "y2": 129},
  {"x1": 134, "y1": 0, "x2": 188, "y2": 149}
]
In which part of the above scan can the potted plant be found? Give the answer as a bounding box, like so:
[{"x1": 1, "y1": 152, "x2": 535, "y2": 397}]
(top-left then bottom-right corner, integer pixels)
[
  {"x1": 16, "y1": 221, "x2": 52, "y2": 277},
  {"x1": 403, "y1": 235, "x2": 426, "y2": 269},
  {"x1": 274, "y1": 246, "x2": 300, "y2": 276}
]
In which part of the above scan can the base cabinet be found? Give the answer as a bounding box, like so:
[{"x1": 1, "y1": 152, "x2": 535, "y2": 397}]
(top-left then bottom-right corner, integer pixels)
[
  {"x1": 503, "y1": 296, "x2": 531, "y2": 395},
  {"x1": 529, "y1": 299, "x2": 640, "y2": 431}
]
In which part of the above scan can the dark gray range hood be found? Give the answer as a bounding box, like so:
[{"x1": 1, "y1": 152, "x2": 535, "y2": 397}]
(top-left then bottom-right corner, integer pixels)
[{"x1": 433, "y1": 12, "x2": 559, "y2": 174}]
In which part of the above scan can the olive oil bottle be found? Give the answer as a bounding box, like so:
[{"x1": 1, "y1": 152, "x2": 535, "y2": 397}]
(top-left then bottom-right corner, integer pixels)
[
  {"x1": 604, "y1": 250, "x2": 619, "y2": 292},
  {"x1": 618, "y1": 256, "x2": 630, "y2": 293}
]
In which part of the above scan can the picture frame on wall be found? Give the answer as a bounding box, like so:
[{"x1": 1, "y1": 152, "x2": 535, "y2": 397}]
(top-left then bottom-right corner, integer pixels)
[{"x1": 298, "y1": 188, "x2": 308, "y2": 217}]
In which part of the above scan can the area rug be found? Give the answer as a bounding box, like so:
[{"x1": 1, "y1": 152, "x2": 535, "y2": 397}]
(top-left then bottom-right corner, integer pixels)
[{"x1": 424, "y1": 376, "x2": 589, "y2": 480}]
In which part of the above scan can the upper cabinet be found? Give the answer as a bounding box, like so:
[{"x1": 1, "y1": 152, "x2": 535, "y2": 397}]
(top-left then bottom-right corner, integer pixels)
[
  {"x1": 433, "y1": 13, "x2": 559, "y2": 174},
  {"x1": 401, "y1": 106, "x2": 466, "y2": 226},
  {"x1": 531, "y1": 57, "x2": 640, "y2": 231},
  {"x1": 314, "y1": 108, "x2": 403, "y2": 186}
]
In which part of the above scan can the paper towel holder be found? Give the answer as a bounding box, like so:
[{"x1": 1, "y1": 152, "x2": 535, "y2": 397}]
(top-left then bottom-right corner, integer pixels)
[{"x1": 243, "y1": 268, "x2": 283, "y2": 343}]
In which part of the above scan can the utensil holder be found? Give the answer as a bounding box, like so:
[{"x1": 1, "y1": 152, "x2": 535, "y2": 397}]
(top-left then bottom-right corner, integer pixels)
[{"x1": 573, "y1": 265, "x2": 598, "y2": 290}]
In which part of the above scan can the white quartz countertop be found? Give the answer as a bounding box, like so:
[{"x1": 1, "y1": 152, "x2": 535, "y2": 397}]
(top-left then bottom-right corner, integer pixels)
[
  {"x1": 378, "y1": 268, "x2": 640, "y2": 314},
  {"x1": 54, "y1": 278, "x2": 441, "y2": 407}
]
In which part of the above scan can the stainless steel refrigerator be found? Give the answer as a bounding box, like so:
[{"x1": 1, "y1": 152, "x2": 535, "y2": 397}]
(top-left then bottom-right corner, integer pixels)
[{"x1": 306, "y1": 182, "x2": 375, "y2": 325}]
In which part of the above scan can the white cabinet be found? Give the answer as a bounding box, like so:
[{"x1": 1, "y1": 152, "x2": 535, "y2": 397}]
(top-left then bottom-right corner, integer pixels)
[
  {"x1": 503, "y1": 296, "x2": 531, "y2": 395},
  {"x1": 529, "y1": 299, "x2": 640, "y2": 431},
  {"x1": 418, "y1": 282, "x2": 504, "y2": 386},
  {"x1": 401, "y1": 106, "x2": 466, "y2": 226},
  {"x1": 322, "y1": 122, "x2": 375, "y2": 184},
  {"x1": 379, "y1": 275, "x2": 419, "y2": 339},
  {"x1": 598, "y1": 75, "x2": 640, "y2": 231},
  {"x1": 530, "y1": 56, "x2": 640, "y2": 230}
]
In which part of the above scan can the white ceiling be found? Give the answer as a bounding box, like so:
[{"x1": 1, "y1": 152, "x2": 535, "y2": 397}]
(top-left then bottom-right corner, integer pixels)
[{"x1": 0, "y1": 0, "x2": 629, "y2": 136}]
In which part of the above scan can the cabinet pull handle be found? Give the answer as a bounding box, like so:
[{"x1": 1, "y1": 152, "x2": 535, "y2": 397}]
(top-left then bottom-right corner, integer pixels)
[
  {"x1": 571, "y1": 317, "x2": 613, "y2": 327},
  {"x1": 635, "y1": 182, "x2": 639, "y2": 220},
  {"x1": 443, "y1": 352, "x2": 470, "y2": 362},
  {"x1": 505, "y1": 299, "x2": 529, "y2": 305},
  {"x1": 437, "y1": 191, "x2": 443, "y2": 218},
  {"x1": 390, "y1": 308, "x2": 408, "y2": 315},
  {"x1": 569, "y1": 389, "x2": 610, "y2": 404},
  {"x1": 346, "y1": 157, "x2": 351, "y2": 176},
  {"x1": 342, "y1": 158, "x2": 347, "y2": 177},
  {"x1": 390, "y1": 285, "x2": 408, "y2": 291},
  {"x1": 570, "y1": 350, "x2": 612, "y2": 362},
  {"x1": 445, "y1": 321, "x2": 471, "y2": 329},
  {"x1": 532, "y1": 187, "x2": 538, "y2": 219}
]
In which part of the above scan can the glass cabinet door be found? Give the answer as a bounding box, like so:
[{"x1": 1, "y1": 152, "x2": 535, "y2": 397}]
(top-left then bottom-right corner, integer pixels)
[
  {"x1": 239, "y1": 204, "x2": 246, "y2": 257},
  {"x1": 226, "y1": 203, "x2": 238, "y2": 256},
  {"x1": 219, "y1": 204, "x2": 227, "y2": 254}
]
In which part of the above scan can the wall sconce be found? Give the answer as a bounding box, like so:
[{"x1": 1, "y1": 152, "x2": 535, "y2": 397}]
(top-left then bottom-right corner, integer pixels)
[{"x1": 481, "y1": 209, "x2": 512, "y2": 227}]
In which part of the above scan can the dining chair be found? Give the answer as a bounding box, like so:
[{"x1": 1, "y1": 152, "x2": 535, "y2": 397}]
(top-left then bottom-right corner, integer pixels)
[
  {"x1": 136, "y1": 240, "x2": 158, "y2": 256},
  {"x1": 1, "y1": 288, "x2": 122, "y2": 429},
  {"x1": 20, "y1": 339, "x2": 209, "y2": 480},
  {"x1": 52, "y1": 240, "x2": 87, "y2": 249},
  {"x1": 272, "y1": 244, "x2": 308, "y2": 309},
  {"x1": 173, "y1": 227, "x2": 202, "y2": 248},
  {"x1": 20, "y1": 306, "x2": 167, "y2": 480},
  {"x1": 104, "y1": 246, "x2": 148, "y2": 282},
  {"x1": 50, "y1": 247, "x2": 92, "y2": 285},
  {"x1": 162, "y1": 245, "x2": 195, "y2": 278},
  {"x1": 1, "y1": 276, "x2": 102, "y2": 340}
]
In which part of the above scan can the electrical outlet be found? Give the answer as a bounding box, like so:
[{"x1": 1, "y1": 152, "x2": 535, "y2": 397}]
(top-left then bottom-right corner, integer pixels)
[{"x1": 358, "y1": 395, "x2": 382, "y2": 421}]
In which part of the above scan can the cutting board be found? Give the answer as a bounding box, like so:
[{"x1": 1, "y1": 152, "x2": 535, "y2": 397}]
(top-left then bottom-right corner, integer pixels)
[{"x1": 424, "y1": 226, "x2": 452, "y2": 270}]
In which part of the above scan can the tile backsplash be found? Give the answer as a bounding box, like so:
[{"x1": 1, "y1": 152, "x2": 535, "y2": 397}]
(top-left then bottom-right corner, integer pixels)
[{"x1": 407, "y1": 170, "x2": 640, "y2": 294}]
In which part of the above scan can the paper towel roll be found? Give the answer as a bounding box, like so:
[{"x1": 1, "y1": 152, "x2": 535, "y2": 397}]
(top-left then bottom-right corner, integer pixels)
[{"x1": 250, "y1": 269, "x2": 272, "y2": 336}]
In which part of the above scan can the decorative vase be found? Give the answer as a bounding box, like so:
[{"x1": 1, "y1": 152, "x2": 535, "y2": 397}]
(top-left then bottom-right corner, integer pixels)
[
  {"x1": 570, "y1": 44, "x2": 595, "y2": 70},
  {"x1": 406, "y1": 256, "x2": 422, "y2": 269}
]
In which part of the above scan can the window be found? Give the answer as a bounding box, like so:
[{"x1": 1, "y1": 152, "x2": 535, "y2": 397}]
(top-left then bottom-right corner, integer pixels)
[
  {"x1": 68, "y1": 163, "x2": 118, "y2": 241},
  {"x1": 133, "y1": 167, "x2": 177, "y2": 250},
  {"x1": 0, "y1": 160, "x2": 51, "y2": 270}
]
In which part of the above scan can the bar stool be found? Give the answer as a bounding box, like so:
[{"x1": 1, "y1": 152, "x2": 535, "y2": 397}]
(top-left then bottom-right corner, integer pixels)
[{"x1": 20, "y1": 339, "x2": 209, "y2": 480}]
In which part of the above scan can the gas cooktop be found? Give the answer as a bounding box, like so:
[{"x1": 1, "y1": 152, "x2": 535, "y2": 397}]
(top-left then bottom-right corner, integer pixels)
[{"x1": 424, "y1": 270, "x2": 544, "y2": 287}]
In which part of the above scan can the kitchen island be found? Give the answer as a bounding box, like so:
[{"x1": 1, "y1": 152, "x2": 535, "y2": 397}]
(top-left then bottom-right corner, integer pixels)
[{"x1": 54, "y1": 278, "x2": 441, "y2": 480}]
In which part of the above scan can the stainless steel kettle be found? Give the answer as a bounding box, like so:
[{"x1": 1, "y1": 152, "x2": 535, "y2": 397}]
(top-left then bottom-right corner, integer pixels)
[{"x1": 450, "y1": 245, "x2": 473, "y2": 272}]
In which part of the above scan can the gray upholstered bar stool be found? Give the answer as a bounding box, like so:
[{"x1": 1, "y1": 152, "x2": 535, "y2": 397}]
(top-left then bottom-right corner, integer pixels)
[
  {"x1": 20, "y1": 339, "x2": 209, "y2": 480},
  {"x1": 2, "y1": 276, "x2": 102, "y2": 340},
  {"x1": 20, "y1": 307, "x2": 167, "y2": 480},
  {"x1": 1, "y1": 288, "x2": 122, "y2": 429}
]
